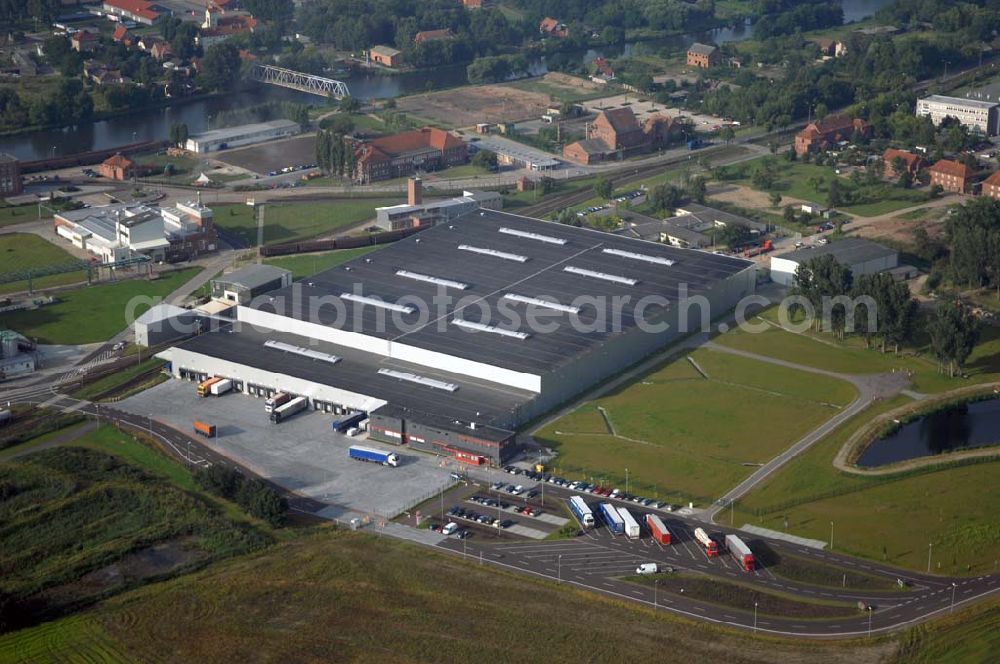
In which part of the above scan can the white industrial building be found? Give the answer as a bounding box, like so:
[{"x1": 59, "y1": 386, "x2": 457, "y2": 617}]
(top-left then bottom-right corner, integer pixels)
[
  {"x1": 184, "y1": 119, "x2": 300, "y2": 154},
  {"x1": 375, "y1": 188, "x2": 502, "y2": 231},
  {"x1": 916, "y1": 95, "x2": 999, "y2": 136},
  {"x1": 54, "y1": 198, "x2": 217, "y2": 263},
  {"x1": 0, "y1": 329, "x2": 36, "y2": 379},
  {"x1": 770, "y1": 238, "x2": 899, "y2": 286}
]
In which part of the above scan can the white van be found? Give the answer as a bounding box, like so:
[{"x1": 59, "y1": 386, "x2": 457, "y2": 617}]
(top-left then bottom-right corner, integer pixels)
[
  {"x1": 441, "y1": 522, "x2": 459, "y2": 536},
  {"x1": 635, "y1": 563, "x2": 659, "y2": 575}
]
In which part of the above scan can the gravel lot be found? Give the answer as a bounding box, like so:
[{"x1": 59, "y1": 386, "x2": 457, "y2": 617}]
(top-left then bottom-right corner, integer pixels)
[{"x1": 119, "y1": 380, "x2": 455, "y2": 519}]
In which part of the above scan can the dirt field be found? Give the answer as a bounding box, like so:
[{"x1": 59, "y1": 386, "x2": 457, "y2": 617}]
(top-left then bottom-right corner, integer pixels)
[{"x1": 215, "y1": 134, "x2": 318, "y2": 175}]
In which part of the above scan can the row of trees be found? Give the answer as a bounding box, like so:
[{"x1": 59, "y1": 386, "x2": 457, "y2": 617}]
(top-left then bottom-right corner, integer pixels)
[
  {"x1": 466, "y1": 54, "x2": 530, "y2": 84},
  {"x1": 196, "y1": 465, "x2": 288, "y2": 527},
  {"x1": 944, "y1": 198, "x2": 1000, "y2": 293},
  {"x1": 315, "y1": 129, "x2": 357, "y2": 178}
]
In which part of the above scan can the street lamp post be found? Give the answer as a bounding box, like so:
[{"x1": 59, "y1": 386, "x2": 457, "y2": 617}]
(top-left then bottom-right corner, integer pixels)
[
  {"x1": 654, "y1": 579, "x2": 659, "y2": 610},
  {"x1": 558, "y1": 554, "x2": 562, "y2": 583},
  {"x1": 928, "y1": 542, "x2": 933, "y2": 573},
  {"x1": 951, "y1": 582, "x2": 957, "y2": 613},
  {"x1": 830, "y1": 521, "x2": 834, "y2": 550},
  {"x1": 625, "y1": 467, "x2": 629, "y2": 495},
  {"x1": 867, "y1": 606, "x2": 873, "y2": 639},
  {"x1": 753, "y1": 601, "x2": 758, "y2": 634}
]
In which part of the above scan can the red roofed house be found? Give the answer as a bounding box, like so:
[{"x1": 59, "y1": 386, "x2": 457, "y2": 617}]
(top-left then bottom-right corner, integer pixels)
[
  {"x1": 71, "y1": 30, "x2": 98, "y2": 53},
  {"x1": 794, "y1": 115, "x2": 870, "y2": 156},
  {"x1": 414, "y1": 29, "x2": 453, "y2": 45},
  {"x1": 102, "y1": 0, "x2": 160, "y2": 26},
  {"x1": 593, "y1": 57, "x2": 615, "y2": 80},
  {"x1": 462, "y1": 0, "x2": 482, "y2": 7},
  {"x1": 99, "y1": 153, "x2": 136, "y2": 181},
  {"x1": 563, "y1": 107, "x2": 677, "y2": 164},
  {"x1": 882, "y1": 148, "x2": 923, "y2": 179},
  {"x1": 199, "y1": 7, "x2": 258, "y2": 49},
  {"x1": 354, "y1": 127, "x2": 467, "y2": 184},
  {"x1": 539, "y1": 17, "x2": 568, "y2": 38},
  {"x1": 112, "y1": 23, "x2": 133, "y2": 46},
  {"x1": 150, "y1": 41, "x2": 173, "y2": 61},
  {"x1": 929, "y1": 159, "x2": 974, "y2": 194},
  {"x1": 981, "y1": 170, "x2": 1000, "y2": 199}
]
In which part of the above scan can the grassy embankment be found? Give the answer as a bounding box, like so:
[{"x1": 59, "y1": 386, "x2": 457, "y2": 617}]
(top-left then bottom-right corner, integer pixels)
[
  {"x1": 0, "y1": 233, "x2": 88, "y2": 295},
  {"x1": 212, "y1": 199, "x2": 399, "y2": 246}
]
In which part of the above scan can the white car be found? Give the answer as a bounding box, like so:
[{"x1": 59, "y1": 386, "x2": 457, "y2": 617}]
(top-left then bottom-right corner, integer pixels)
[{"x1": 509, "y1": 485, "x2": 524, "y2": 495}]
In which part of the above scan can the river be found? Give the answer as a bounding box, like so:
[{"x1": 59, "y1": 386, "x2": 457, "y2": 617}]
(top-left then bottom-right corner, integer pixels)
[
  {"x1": 856, "y1": 398, "x2": 1000, "y2": 467},
  {"x1": 0, "y1": 0, "x2": 890, "y2": 161}
]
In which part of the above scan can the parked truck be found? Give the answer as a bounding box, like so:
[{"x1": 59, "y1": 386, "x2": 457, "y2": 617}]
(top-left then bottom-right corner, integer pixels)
[
  {"x1": 348, "y1": 445, "x2": 400, "y2": 467},
  {"x1": 193, "y1": 420, "x2": 216, "y2": 438},
  {"x1": 197, "y1": 376, "x2": 222, "y2": 397},
  {"x1": 725, "y1": 534, "x2": 755, "y2": 571},
  {"x1": 694, "y1": 527, "x2": 719, "y2": 557},
  {"x1": 568, "y1": 495, "x2": 595, "y2": 528},
  {"x1": 0, "y1": 409, "x2": 11, "y2": 426},
  {"x1": 619, "y1": 506, "x2": 641, "y2": 539},
  {"x1": 264, "y1": 392, "x2": 291, "y2": 413},
  {"x1": 209, "y1": 378, "x2": 233, "y2": 396},
  {"x1": 599, "y1": 502, "x2": 624, "y2": 535},
  {"x1": 270, "y1": 396, "x2": 307, "y2": 423},
  {"x1": 332, "y1": 411, "x2": 366, "y2": 433},
  {"x1": 646, "y1": 513, "x2": 672, "y2": 545}
]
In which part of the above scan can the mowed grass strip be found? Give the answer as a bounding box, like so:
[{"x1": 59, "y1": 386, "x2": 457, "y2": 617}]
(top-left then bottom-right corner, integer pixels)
[
  {"x1": 537, "y1": 348, "x2": 854, "y2": 501},
  {"x1": 0, "y1": 233, "x2": 87, "y2": 295},
  {"x1": 0, "y1": 531, "x2": 890, "y2": 664},
  {"x1": 0, "y1": 268, "x2": 197, "y2": 344},
  {"x1": 262, "y1": 245, "x2": 382, "y2": 279},
  {"x1": 213, "y1": 198, "x2": 399, "y2": 246}
]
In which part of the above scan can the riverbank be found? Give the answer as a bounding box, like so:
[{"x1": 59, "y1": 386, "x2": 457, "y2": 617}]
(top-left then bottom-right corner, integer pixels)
[{"x1": 834, "y1": 383, "x2": 1000, "y2": 475}]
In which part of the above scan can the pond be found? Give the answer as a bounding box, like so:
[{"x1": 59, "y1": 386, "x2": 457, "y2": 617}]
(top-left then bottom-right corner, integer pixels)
[{"x1": 856, "y1": 398, "x2": 1000, "y2": 467}]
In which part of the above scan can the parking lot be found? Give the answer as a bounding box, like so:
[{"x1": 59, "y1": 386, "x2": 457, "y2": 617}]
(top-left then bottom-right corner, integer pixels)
[
  {"x1": 118, "y1": 379, "x2": 455, "y2": 520},
  {"x1": 214, "y1": 135, "x2": 319, "y2": 177}
]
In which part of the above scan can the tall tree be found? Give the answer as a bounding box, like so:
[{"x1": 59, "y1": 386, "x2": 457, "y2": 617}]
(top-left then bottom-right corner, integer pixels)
[{"x1": 928, "y1": 300, "x2": 980, "y2": 377}]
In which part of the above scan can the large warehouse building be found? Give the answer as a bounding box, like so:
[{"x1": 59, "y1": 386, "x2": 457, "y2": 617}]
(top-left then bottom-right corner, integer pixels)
[
  {"x1": 154, "y1": 209, "x2": 755, "y2": 464},
  {"x1": 770, "y1": 238, "x2": 899, "y2": 286}
]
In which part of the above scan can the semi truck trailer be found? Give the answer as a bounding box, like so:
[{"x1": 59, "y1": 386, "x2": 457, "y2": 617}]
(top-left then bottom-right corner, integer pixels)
[
  {"x1": 332, "y1": 411, "x2": 366, "y2": 433},
  {"x1": 209, "y1": 378, "x2": 233, "y2": 396},
  {"x1": 694, "y1": 527, "x2": 719, "y2": 557},
  {"x1": 725, "y1": 534, "x2": 755, "y2": 571},
  {"x1": 197, "y1": 376, "x2": 222, "y2": 397},
  {"x1": 193, "y1": 420, "x2": 216, "y2": 437},
  {"x1": 348, "y1": 445, "x2": 400, "y2": 467},
  {"x1": 264, "y1": 392, "x2": 290, "y2": 413},
  {"x1": 599, "y1": 502, "x2": 624, "y2": 535},
  {"x1": 619, "y1": 506, "x2": 641, "y2": 539},
  {"x1": 270, "y1": 396, "x2": 307, "y2": 423},
  {"x1": 646, "y1": 514, "x2": 672, "y2": 545},
  {"x1": 568, "y1": 496, "x2": 595, "y2": 528}
]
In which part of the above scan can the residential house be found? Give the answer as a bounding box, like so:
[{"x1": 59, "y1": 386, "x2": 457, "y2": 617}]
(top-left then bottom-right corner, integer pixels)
[
  {"x1": 593, "y1": 57, "x2": 615, "y2": 81},
  {"x1": 928, "y1": 159, "x2": 974, "y2": 194},
  {"x1": 112, "y1": 23, "x2": 133, "y2": 46},
  {"x1": 102, "y1": 0, "x2": 161, "y2": 26},
  {"x1": 687, "y1": 43, "x2": 721, "y2": 68},
  {"x1": 882, "y1": 148, "x2": 923, "y2": 179},
  {"x1": 539, "y1": 17, "x2": 568, "y2": 38},
  {"x1": 462, "y1": 0, "x2": 482, "y2": 7},
  {"x1": 70, "y1": 30, "x2": 98, "y2": 52},
  {"x1": 414, "y1": 29, "x2": 453, "y2": 44},
  {"x1": 354, "y1": 127, "x2": 467, "y2": 184},
  {"x1": 99, "y1": 153, "x2": 136, "y2": 181},
  {"x1": 150, "y1": 40, "x2": 172, "y2": 61},
  {"x1": 198, "y1": 7, "x2": 257, "y2": 48},
  {"x1": 85, "y1": 61, "x2": 127, "y2": 86},
  {"x1": 370, "y1": 45, "x2": 402, "y2": 68},
  {"x1": 981, "y1": 170, "x2": 1000, "y2": 199},
  {"x1": 813, "y1": 37, "x2": 835, "y2": 56},
  {"x1": 794, "y1": 115, "x2": 870, "y2": 155}
]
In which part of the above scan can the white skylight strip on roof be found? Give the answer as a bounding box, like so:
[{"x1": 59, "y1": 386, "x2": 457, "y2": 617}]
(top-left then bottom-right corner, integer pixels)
[
  {"x1": 452, "y1": 318, "x2": 530, "y2": 340},
  {"x1": 503, "y1": 293, "x2": 580, "y2": 314},
  {"x1": 340, "y1": 292, "x2": 415, "y2": 314},
  {"x1": 498, "y1": 227, "x2": 567, "y2": 245},
  {"x1": 602, "y1": 247, "x2": 676, "y2": 266},
  {"x1": 563, "y1": 265, "x2": 638, "y2": 286},
  {"x1": 377, "y1": 368, "x2": 458, "y2": 392},
  {"x1": 458, "y1": 244, "x2": 528, "y2": 262},
  {"x1": 395, "y1": 270, "x2": 469, "y2": 290},
  {"x1": 263, "y1": 340, "x2": 341, "y2": 365}
]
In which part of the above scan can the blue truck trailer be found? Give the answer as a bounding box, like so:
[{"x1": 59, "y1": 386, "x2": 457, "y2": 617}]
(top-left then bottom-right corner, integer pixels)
[
  {"x1": 332, "y1": 411, "x2": 366, "y2": 433},
  {"x1": 599, "y1": 502, "x2": 624, "y2": 534},
  {"x1": 348, "y1": 445, "x2": 400, "y2": 467}
]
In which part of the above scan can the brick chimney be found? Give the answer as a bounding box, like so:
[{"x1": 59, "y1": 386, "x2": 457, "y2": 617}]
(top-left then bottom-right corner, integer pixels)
[{"x1": 408, "y1": 176, "x2": 422, "y2": 206}]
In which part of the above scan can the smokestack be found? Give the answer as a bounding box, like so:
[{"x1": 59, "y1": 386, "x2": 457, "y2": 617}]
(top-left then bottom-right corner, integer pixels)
[{"x1": 408, "y1": 176, "x2": 422, "y2": 206}]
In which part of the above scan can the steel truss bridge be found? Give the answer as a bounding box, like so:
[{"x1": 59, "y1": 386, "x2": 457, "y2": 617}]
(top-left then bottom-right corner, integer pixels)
[{"x1": 250, "y1": 63, "x2": 351, "y2": 99}]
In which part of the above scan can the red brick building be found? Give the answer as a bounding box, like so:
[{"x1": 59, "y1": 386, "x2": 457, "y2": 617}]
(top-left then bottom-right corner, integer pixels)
[
  {"x1": 686, "y1": 43, "x2": 721, "y2": 68},
  {"x1": 0, "y1": 153, "x2": 23, "y2": 196},
  {"x1": 794, "y1": 115, "x2": 869, "y2": 156},
  {"x1": 354, "y1": 128, "x2": 467, "y2": 184},
  {"x1": 929, "y1": 159, "x2": 973, "y2": 194},
  {"x1": 414, "y1": 29, "x2": 453, "y2": 44},
  {"x1": 539, "y1": 17, "x2": 568, "y2": 38},
  {"x1": 563, "y1": 108, "x2": 678, "y2": 164},
  {"x1": 882, "y1": 148, "x2": 923, "y2": 179},
  {"x1": 981, "y1": 170, "x2": 1000, "y2": 199},
  {"x1": 99, "y1": 153, "x2": 136, "y2": 181},
  {"x1": 70, "y1": 30, "x2": 98, "y2": 53}
]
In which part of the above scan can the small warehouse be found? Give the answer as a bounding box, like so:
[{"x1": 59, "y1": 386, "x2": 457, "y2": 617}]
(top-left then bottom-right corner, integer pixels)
[
  {"x1": 210, "y1": 264, "x2": 292, "y2": 305},
  {"x1": 770, "y1": 238, "x2": 899, "y2": 286},
  {"x1": 184, "y1": 119, "x2": 300, "y2": 154}
]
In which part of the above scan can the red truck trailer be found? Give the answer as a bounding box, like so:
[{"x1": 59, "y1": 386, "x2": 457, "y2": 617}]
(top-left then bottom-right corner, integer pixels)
[
  {"x1": 725, "y1": 534, "x2": 755, "y2": 571},
  {"x1": 694, "y1": 527, "x2": 719, "y2": 557},
  {"x1": 193, "y1": 420, "x2": 216, "y2": 438},
  {"x1": 645, "y1": 513, "x2": 672, "y2": 545}
]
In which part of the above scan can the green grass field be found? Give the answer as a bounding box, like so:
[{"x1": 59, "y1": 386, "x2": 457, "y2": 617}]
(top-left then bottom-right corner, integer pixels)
[
  {"x1": 262, "y1": 246, "x2": 383, "y2": 279},
  {"x1": 0, "y1": 531, "x2": 892, "y2": 664},
  {"x1": 535, "y1": 347, "x2": 856, "y2": 503},
  {"x1": 0, "y1": 268, "x2": 198, "y2": 344},
  {"x1": 0, "y1": 233, "x2": 88, "y2": 295},
  {"x1": 0, "y1": 204, "x2": 37, "y2": 228},
  {"x1": 213, "y1": 198, "x2": 398, "y2": 246},
  {"x1": 890, "y1": 599, "x2": 1000, "y2": 663}
]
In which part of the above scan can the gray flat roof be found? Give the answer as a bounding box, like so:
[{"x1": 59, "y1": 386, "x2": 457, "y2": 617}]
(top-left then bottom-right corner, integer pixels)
[
  {"x1": 215, "y1": 264, "x2": 291, "y2": 290},
  {"x1": 919, "y1": 94, "x2": 999, "y2": 110},
  {"x1": 247, "y1": 209, "x2": 753, "y2": 376},
  {"x1": 175, "y1": 322, "x2": 532, "y2": 429},
  {"x1": 189, "y1": 119, "x2": 299, "y2": 144},
  {"x1": 776, "y1": 238, "x2": 898, "y2": 265}
]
